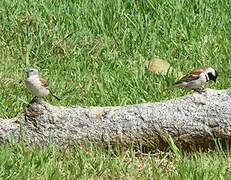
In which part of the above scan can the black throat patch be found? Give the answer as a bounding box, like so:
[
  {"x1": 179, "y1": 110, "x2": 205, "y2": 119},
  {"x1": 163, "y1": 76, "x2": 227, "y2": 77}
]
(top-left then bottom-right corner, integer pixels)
[{"x1": 207, "y1": 72, "x2": 217, "y2": 82}]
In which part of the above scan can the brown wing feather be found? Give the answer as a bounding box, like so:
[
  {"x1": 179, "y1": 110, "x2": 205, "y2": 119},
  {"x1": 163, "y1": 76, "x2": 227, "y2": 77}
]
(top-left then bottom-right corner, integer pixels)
[
  {"x1": 40, "y1": 77, "x2": 61, "y2": 100},
  {"x1": 39, "y1": 77, "x2": 48, "y2": 87},
  {"x1": 173, "y1": 68, "x2": 203, "y2": 85},
  {"x1": 189, "y1": 68, "x2": 203, "y2": 75},
  {"x1": 165, "y1": 68, "x2": 203, "y2": 90},
  {"x1": 173, "y1": 73, "x2": 200, "y2": 85}
]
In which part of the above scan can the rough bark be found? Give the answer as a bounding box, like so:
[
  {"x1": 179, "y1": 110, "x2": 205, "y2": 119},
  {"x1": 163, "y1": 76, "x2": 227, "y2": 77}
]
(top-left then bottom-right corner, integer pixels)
[{"x1": 1, "y1": 88, "x2": 231, "y2": 150}]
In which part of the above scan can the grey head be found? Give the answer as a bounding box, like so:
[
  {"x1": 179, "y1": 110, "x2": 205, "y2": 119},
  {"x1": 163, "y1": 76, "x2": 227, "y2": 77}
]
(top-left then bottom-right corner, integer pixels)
[
  {"x1": 26, "y1": 67, "x2": 39, "y2": 78},
  {"x1": 202, "y1": 66, "x2": 218, "y2": 82}
]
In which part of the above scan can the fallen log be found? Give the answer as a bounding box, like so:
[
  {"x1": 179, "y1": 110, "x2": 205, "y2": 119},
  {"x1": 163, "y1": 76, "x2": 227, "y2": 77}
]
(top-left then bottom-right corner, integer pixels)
[{"x1": 1, "y1": 88, "x2": 231, "y2": 150}]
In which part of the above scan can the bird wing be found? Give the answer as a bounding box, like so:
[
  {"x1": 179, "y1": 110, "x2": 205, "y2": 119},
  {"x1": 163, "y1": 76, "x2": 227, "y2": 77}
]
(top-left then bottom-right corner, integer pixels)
[
  {"x1": 173, "y1": 68, "x2": 203, "y2": 85},
  {"x1": 190, "y1": 68, "x2": 203, "y2": 75},
  {"x1": 39, "y1": 77, "x2": 49, "y2": 88},
  {"x1": 165, "y1": 68, "x2": 203, "y2": 90},
  {"x1": 40, "y1": 77, "x2": 61, "y2": 100},
  {"x1": 173, "y1": 73, "x2": 200, "y2": 85}
]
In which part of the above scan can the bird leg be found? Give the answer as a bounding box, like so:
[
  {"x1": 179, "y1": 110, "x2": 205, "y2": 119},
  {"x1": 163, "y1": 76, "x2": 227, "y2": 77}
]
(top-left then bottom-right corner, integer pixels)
[
  {"x1": 30, "y1": 97, "x2": 38, "y2": 103},
  {"x1": 30, "y1": 97, "x2": 43, "y2": 103}
]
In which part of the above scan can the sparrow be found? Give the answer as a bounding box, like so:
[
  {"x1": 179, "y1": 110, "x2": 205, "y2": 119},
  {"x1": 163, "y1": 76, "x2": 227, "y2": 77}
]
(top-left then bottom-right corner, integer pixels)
[
  {"x1": 25, "y1": 67, "x2": 61, "y2": 100},
  {"x1": 166, "y1": 66, "x2": 218, "y2": 92}
]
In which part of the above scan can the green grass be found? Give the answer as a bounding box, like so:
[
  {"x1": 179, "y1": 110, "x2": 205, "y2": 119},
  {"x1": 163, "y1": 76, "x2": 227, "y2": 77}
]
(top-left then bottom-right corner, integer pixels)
[
  {"x1": 0, "y1": 0, "x2": 231, "y2": 178},
  {"x1": 0, "y1": 0, "x2": 230, "y2": 118},
  {"x1": 0, "y1": 139, "x2": 230, "y2": 179}
]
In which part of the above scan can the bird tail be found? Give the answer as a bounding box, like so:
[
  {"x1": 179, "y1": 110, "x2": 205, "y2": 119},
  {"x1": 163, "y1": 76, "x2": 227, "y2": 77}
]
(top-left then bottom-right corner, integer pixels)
[
  {"x1": 52, "y1": 93, "x2": 61, "y2": 101},
  {"x1": 164, "y1": 84, "x2": 180, "y2": 91},
  {"x1": 49, "y1": 90, "x2": 61, "y2": 101}
]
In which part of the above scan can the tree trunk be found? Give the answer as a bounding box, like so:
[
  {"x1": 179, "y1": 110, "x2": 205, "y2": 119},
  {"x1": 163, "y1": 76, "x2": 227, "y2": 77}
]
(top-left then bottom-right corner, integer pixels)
[{"x1": 1, "y1": 88, "x2": 231, "y2": 150}]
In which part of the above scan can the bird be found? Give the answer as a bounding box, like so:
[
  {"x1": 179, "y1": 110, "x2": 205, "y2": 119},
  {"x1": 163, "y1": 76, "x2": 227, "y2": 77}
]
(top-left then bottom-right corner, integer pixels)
[
  {"x1": 165, "y1": 66, "x2": 218, "y2": 93},
  {"x1": 25, "y1": 67, "x2": 61, "y2": 100}
]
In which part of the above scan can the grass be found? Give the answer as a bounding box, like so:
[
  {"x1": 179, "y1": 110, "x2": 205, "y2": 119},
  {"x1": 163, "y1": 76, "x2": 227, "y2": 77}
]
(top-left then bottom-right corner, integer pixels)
[
  {"x1": 0, "y1": 139, "x2": 230, "y2": 179},
  {"x1": 0, "y1": 0, "x2": 231, "y2": 179},
  {"x1": 0, "y1": 0, "x2": 230, "y2": 118}
]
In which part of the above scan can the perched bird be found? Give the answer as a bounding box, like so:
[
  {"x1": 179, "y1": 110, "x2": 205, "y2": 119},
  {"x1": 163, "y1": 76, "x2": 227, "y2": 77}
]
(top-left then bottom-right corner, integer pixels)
[
  {"x1": 25, "y1": 67, "x2": 61, "y2": 100},
  {"x1": 166, "y1": 66, "x2": 218, "y2": 93}
]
